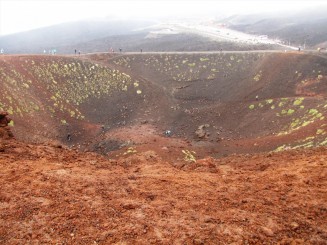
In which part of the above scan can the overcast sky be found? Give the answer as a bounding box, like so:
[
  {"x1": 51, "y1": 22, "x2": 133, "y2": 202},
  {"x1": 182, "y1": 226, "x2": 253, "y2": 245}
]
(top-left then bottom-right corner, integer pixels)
[{"x1": 0, "y1": 0, "x2": 326, "y2": 36}]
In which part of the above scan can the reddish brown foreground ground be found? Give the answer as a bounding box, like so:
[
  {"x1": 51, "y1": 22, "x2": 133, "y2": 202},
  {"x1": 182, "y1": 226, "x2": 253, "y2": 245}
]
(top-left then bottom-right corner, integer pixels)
[{"x1": 0, "y1": 135, "x2": 326, "y2": 244}]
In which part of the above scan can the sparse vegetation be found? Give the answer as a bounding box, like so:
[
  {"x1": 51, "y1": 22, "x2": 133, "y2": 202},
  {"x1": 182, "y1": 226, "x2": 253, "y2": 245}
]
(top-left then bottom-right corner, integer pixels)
[
  {"x1": 123, "y1": 147, "x2": 137, "y2": 155},
  {"x1": 182, "y1": 150, "x2": 196, "y2": 163},
  {"x1": 0, "y1": 57, "x2": 140, "y2": 123},
  {"x1": 0, "y1": 52, "x2": 326, "y2": 151}
]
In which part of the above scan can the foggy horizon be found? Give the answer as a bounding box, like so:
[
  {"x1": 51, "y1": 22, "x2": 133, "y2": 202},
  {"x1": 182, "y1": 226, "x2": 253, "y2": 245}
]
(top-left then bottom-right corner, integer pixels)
[{"x1": 1, "y1": 0, "x2": 327, "y2": 36}]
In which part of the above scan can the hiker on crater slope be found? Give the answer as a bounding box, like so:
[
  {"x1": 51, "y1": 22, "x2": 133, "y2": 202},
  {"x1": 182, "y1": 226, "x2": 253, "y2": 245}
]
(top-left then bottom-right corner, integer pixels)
[
  {"x1": 164, "y1": 130, "x2": 172, "y2": 137},
  {"x1": 67, "y1": 133, "x2": 72, "y2": 141}
]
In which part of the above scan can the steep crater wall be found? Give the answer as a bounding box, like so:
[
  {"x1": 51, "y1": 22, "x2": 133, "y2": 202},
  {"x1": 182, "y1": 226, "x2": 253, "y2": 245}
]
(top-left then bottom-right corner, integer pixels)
[
  {"x1": 107, "y1": 52, "x2": 327, "y2": 151},
  {"x1": 1, "y1": 52, "x2": 327, "y2": 154},
  {"x1": 0, "y1": 55, "x2": 148, "y2": 145}
]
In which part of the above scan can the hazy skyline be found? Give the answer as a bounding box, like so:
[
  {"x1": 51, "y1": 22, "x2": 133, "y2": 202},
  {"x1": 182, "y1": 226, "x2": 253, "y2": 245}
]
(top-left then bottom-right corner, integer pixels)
[{"x1": 0, "y1": 0, "x2": 326, "y2": 36}]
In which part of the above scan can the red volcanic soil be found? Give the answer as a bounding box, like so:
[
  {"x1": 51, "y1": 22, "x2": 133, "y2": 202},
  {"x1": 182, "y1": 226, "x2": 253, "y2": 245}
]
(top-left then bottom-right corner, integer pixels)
[
  {"x1": 0, "y1": 137, "x2": 327, "y2": 244},
  {"x1": 0, "y1": 52, "x2": 327, "y2": 243}
]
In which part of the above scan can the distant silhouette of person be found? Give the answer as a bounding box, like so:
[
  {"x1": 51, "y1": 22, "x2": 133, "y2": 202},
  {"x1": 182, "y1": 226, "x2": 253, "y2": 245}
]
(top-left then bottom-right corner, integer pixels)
[
  {"x1": 140, "y1": 49, "x2": 143, "y2": 53},
  {"x1": 119, "y1": 48, "x2": 122, "y2": 53},
  {"x1": 78, "y1": 51, "x2": 81, "y2": 55},
  {"x1": 75, "y1": 49, "x2": 77, "y2": 55}
]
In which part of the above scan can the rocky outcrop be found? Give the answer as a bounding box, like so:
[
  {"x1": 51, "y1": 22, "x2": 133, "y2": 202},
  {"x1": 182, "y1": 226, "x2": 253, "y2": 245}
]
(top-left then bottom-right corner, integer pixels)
[
  {"x1": 0, "y1": 112, "x2": 14, "y2": 139},
  {"x1": 195, "y1": 124, "x2": 210, "y2": 139}
]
